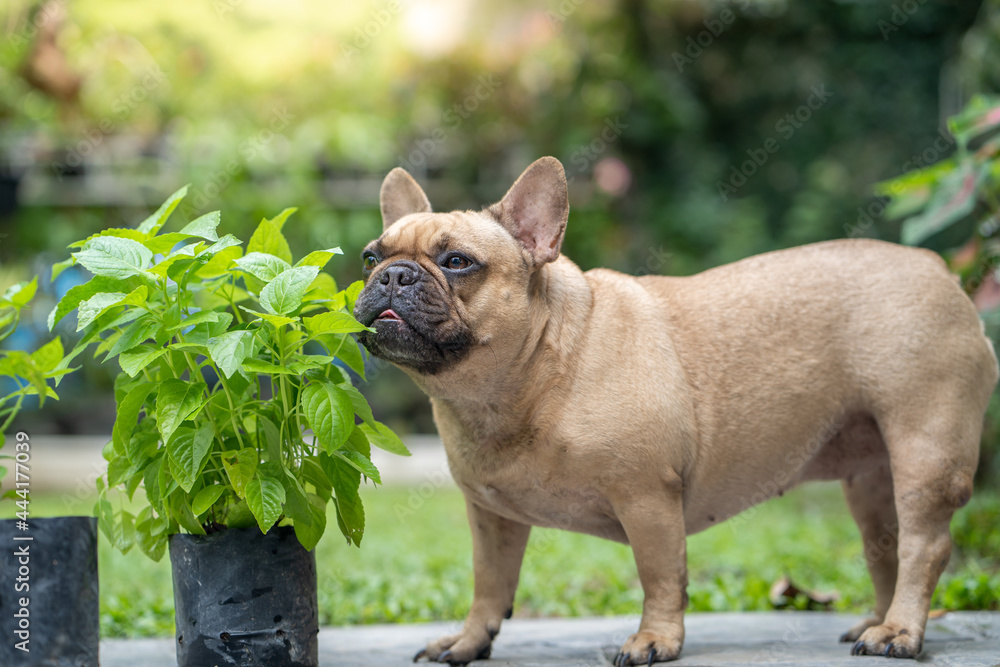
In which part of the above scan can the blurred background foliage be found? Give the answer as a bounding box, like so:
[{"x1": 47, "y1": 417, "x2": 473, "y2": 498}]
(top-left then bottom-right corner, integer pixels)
[{"x1": 2, "y1": 0, "x2": 1000, "y2": 484}]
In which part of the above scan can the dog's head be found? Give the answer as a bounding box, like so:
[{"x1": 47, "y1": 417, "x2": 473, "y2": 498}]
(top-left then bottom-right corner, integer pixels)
[{"x1": 353, "y1": 157, "x2": 569, "y2": 381}]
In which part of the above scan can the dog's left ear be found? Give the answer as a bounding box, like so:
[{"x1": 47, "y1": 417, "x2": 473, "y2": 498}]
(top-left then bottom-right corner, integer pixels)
[
  {"x1": 380, "y1": 167, "x2": 432, "y2": 231},
  {"x1": 492, "y1": 157, "x2": 569, "y2": 265}
]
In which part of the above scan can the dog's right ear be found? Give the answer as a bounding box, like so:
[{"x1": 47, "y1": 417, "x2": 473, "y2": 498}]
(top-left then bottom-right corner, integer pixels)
[
  {"x1": 380, "y1": 167, "x2": 432, "y2": 231},
  {"x1": 491, "y1": 157, "x2": 569, "y2": 265}
]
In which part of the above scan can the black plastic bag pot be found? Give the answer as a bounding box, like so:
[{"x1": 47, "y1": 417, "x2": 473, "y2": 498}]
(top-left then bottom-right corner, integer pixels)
[
  {"x1": 169, "y1": 525, "x2": 318, "y2": 667},
  {"x1": 0, "y1": 516, "x2": 99, "y2": 667}
]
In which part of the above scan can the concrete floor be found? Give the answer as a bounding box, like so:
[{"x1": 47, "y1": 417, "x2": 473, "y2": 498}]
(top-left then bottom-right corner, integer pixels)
[{"x1": 100, "y1": 612, "x2": 1000, "y2": 667}]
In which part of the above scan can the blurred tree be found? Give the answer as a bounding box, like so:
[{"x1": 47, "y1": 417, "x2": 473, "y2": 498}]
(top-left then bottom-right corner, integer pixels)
[{"x1": 0, "y1": 0, "x2": 996, "y2": 436}]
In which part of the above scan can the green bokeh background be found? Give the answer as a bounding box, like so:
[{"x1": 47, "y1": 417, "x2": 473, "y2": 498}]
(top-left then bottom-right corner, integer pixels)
[{"x1": 1, "y1": 0, "x2": 999, "y2": 481}]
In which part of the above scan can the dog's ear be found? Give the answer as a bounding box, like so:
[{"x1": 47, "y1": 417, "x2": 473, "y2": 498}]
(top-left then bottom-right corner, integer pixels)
[
  {"x1": 380, "y1": 167, "x2": 432, "y2": 230},
  {"x1": 492, "y1": 156, "x2": 569, "y2": 265}
]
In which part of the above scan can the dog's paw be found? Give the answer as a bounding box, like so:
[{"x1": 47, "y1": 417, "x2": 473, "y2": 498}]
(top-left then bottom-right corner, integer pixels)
[
  {"x1": 414, "y1": 631, "x2": 492, "y2": 665},
  {"x1": 613, "y1": 630, "x2": 682, "y2": 666},
  {"x1": 849, "y1": 623, "x2": 922, "y2": 659},
  {"x1": 839, "y1": 616, "x2": 882, "y2": 643}
]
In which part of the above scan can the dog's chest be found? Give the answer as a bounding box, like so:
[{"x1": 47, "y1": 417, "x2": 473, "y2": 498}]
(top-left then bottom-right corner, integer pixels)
[{"x1": 447, "y1": 446, "x2": 628, "y2": 542}]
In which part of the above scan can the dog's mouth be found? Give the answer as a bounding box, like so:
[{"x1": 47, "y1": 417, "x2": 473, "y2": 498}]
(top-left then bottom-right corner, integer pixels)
[
  {"x1": 354, "y1": 289, "x2": 474, "y2": 375},
  {"x1": 375, "y1": 309, "x2": 404, "y2": 323}
]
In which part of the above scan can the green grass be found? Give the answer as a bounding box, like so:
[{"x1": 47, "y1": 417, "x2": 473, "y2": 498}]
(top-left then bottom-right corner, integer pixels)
[{"x1": 6, "y1": 483, "x2": 998, "y2": 638}]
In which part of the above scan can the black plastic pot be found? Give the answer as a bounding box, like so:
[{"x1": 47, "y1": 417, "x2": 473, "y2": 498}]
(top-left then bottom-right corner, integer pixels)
[
  {"x1": 169, "y1": 525, "x2": 318, "y2": 667},
  {"x1": 0, "y1": 516, "x2": 99, "y2": 667}
]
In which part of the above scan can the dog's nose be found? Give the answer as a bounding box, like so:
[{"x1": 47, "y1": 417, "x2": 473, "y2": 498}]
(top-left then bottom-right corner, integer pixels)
[{"x1": 379, "y1": 261, "x2": 421, "y2": 287}]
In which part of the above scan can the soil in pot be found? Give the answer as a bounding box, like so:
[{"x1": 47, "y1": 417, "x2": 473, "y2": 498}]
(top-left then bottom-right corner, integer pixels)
[
  {"x1": 169, "y1": 525, "x2": 318, "y2": 667},
  {"x1": 0, "y1": 516, "x2": 99, "y2": 667}
]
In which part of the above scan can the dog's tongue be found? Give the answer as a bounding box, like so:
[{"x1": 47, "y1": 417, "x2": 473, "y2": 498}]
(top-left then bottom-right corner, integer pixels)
[{"x1": 377, "y1": 309, "x2": 403, "y2": 321}]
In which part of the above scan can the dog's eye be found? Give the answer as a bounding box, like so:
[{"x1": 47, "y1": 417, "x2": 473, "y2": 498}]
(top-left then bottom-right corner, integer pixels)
[
  {"x1": 363, "y1": 253, "x2": 379, "y2": 271},
  {"x1": 444, "y1": 254, "x2": 472, "y2": 271}
]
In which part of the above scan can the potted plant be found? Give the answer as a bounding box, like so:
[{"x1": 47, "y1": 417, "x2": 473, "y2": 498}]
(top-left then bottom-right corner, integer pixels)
[
  {"x1": 2, "y1": 186, "x2": 408, "y2": 667},
  {"x1": 0, "y1": 278, "x2": 100, "y2": 666}
]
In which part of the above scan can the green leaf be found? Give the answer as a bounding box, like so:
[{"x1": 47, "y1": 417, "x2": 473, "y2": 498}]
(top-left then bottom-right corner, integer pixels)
[
  {"x1": 96, "y1": 496, "x2": 115, "y2": 543},
  {"x1": 301, "y1": 457, "x2": 333, "y2": 501},
  {"x1": 167, "y1": 423, "x2": 215, "y2": 493},
  {"x1": 77, "y1": 286, "x2": 147, "y2": 333},
  {"x1": 192, "y1": 485, "x2": 226, "y2": 515},
  {"x1": 257, "y1": 415, "x2": 282, "y2": 464},
  {"x1": 5, "y1": 277, "x2": 37, "y2": 308},
  {"x1": 901, "y1": 164, "x2": 979, "y2": 245},
  {"x1": 305, "y1": 272, "x2": 340, "y2": 302},
  {"x1": 345, "y1": 424, "x2": 371, "y2": 459},
  {"x1": 302, "y1": 382, "x2": 355, "y2": 453},
  {"x1": 265, "y1": 207, "x2": 297, "y2": 231},
  {"x1": 135, "y1": 513, "x2": 168, "y2": 561},
  {"x1": 238, "y1": 306, "x2": 298, "y2": 328},
  {"x1": 292, "y1": 495, "x2": 328, "y2": 551},
  {"x1": 107, "y1": 453, "x2": 136, "y2": 487},
  {"x1": 137, "y1": 185, "x2": 189, "y2": 235},
  {"x1": 29, "y1": 337, "x2": 64, "y2": 373},
  {"x1": 248, "y1": 219, "x2": 292, "y2": 264},
  {"x1": 281, "y1": 470, "x2": 325, "y2": 550},
  {"x1": 223, "y1": 448, "x2": 257, "y2": 498},
  {"x1": 143, "y1": 456, "x2": 165, "y2": 513},
  {"x1": 180, "y1": 210, "x2": 222, "y2": 241},
  {"x1": 207, "y1": 330, "x2": 258, "y2": 378},
  {"x1": 260, "y1": 266, "x2": 320, "y2": 316},
  {"x1": 336, "y1": 449, "x2": 382, "y2": 484},
  {"x1": 167, "y1": 492, "x2": 206, "y2": 535},
  {"x1": 345, "y1": 280, "x2": 364, "y2": 311},
  {"x1": 68, "y1": 228, "x2": 148, "y2": 249},
  {"x1": 948, "y1": 95, "x2": 1000, "y2": 148},
  {"x1": 147, "y1": 242, "x2": 202, "y2": 274},
  {"x1": 246, "y1": 473, "x2": 285, "y2": 533},
  {"x1": 304, "y1": 311, "x2": 371, "y2": 335},
  {"x1": 338, "y1": 382, "x2": 375, "y2": 428},
  {"x1": 118, "y1": 345, "x2": 169, "y2": 378},
  {"x1": 333, "y1": 334, "x2": 366, "y2": 379},
  {"x1": 108, "y1": 316, "x2": 161, "y2": 358},
  {"x1": 197, "y1": 283, "x2": 251, "y2": 310},
  {"x1": 360, "y1": 421, "x2": 410, "y2": 456},
  {"x1": 195, "y1": 234, "x2": 241, "y2": 258},
  {"x1": 113, "y1": 383, "x2": 155, "y2": 458},
  {"x1": 287, "y1": 355, "x2": 336, "y2": 374},
  {"x1": 295, "y1": 247, "x2": 342, "y2": 269},
  {"x1": 125, "y1": 425, "x2": 159, "y2": 468},
  {"x1": 47, "y1": 275, "x2": 138, "y2": 330},
  {"x1": 322, "y1": 452, "x2": 365, "y2": 546},
  {"x1": 167, "y1": 310, "x2": 222, "y2": 332},
  {"x1": 50, "y1": 258, "x2": 75, "y2": 282},
  {"x1": 73, "y1": 236, "x2": 153, "y2": 279},
  {"x1": 234, "y1": 252, "x2": 292, "y2": 282},
  {"x1": 76, "y1": 292, "x2": 124, "y2": 331},
  {"x1": 143, "y1": 234, "x2": 198, "y2": 256},
  {"x1": 156, "y1": 379, "x2": 209, "y2": 445}
]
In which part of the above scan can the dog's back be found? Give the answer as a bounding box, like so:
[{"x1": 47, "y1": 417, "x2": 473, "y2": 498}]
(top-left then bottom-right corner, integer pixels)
[{"x1": 628, "y1": 238, "x2": 997, "y2": 525}]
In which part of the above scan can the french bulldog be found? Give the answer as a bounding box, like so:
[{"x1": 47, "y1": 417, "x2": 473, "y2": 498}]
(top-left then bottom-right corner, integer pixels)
[{"x1": 353, "y1": 157, "x2": 998, "y2": 664}]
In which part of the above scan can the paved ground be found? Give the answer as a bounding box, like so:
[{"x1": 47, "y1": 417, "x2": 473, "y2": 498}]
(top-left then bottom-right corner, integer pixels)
[
  {"x1": 14, "y1": 437, "x2": 1000, "y2": 665},
  {"x1": 101, "y1": 612, "x2": 1000, "y2": 666}
]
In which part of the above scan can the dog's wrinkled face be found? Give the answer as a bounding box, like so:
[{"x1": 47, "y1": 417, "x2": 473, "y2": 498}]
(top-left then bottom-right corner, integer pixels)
[
  {"x1": 354, "y1": 158, "x2": 570, "y2": 379},
  {"x1": 354, "y1": 212, "x2": 516, "y2": 375}
]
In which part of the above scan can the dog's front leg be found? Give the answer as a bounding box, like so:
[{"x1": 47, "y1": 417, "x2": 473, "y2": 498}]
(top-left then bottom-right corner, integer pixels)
[
  {"x1": 417, "y1": 497, "x2": 531, "y2": 664},
  {"x1": 610, "y1": 479, "x2": 687, "y2": 666}
]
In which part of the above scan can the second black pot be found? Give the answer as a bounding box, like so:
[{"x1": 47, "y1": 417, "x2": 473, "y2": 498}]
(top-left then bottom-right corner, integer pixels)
[{"x1": 169, "y1": 525, "x2": 318, "y2": 667}]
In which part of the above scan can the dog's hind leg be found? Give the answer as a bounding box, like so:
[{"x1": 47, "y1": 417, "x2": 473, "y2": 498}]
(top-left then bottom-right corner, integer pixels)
[
  {"x1": 848, "y1": 411, "x2": 980, "y2": 659},
  {"x1": 839, "y1": 463, "x2": 898, "y2": 643}
]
